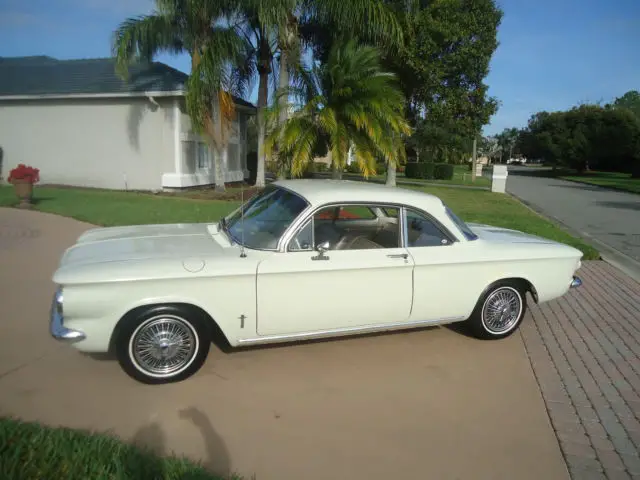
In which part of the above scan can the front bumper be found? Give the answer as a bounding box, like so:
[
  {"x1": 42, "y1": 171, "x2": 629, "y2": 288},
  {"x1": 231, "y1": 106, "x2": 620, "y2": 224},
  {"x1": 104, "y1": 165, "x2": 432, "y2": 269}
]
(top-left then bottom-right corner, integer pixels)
[
  {"x1": 50, "y1": 289, "x2": 85, "y2": 342},
  {"x1": 570, "y1": 276, "x2": 583, "y2": 288}
]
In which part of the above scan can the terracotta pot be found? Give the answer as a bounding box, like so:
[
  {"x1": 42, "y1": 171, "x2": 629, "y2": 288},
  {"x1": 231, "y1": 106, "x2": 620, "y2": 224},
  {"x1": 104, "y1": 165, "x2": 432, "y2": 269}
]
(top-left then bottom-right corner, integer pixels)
[{"x1": 12, "y1": 179, "x2": 34, "y2": 209}]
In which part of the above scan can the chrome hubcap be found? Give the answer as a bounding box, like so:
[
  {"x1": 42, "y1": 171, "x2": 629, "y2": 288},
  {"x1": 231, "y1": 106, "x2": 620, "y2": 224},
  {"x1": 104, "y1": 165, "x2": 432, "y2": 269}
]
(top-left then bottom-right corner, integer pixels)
[
  {"x1": 131, "y1": 316, "x2": 197, "y2": 376},
  {"x1": 482, "y1": 287, "x2": 522, "y2": 334}
]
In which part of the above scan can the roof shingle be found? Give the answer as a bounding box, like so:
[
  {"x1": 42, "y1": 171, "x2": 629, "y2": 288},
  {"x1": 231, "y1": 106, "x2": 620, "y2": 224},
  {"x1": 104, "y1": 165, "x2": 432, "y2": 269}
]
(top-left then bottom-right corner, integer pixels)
[{"x1": 0, "y1": 56, "x2": 255, "y2": 109}]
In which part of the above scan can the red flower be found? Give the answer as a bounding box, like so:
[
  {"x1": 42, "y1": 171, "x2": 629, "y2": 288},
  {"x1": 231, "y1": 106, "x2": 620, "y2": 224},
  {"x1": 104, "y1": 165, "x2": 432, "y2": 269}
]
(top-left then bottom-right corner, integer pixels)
[{"x1": 8, "y1": 164, "x2": 40, "y2": 184}]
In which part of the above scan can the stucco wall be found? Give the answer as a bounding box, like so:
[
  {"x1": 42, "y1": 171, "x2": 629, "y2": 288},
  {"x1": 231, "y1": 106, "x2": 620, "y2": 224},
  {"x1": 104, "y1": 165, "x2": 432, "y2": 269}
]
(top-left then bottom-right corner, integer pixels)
[{"x1": 0, "y1": 97, "x2": 175, "y2": 190}]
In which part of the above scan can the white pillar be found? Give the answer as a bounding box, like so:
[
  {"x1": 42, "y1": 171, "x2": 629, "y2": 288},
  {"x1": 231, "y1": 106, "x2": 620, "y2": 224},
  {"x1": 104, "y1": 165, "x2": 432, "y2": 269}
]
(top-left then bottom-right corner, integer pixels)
[
  {"x1": 491, "y1": 165, "x2": 508, "y2": 193},
  {"x1": 173, "y1": 97, "x2": 183, "y2": 174}
]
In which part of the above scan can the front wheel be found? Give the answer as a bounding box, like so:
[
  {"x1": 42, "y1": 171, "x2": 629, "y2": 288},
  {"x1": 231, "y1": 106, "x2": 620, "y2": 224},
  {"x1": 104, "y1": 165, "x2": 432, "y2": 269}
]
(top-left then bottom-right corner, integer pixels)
[
  {"x1": 467, "y1": 281, "x2": 527, "y2": 340},
  {"x1": 115, "y1": 305, "x2": 211, "y2": 384}
]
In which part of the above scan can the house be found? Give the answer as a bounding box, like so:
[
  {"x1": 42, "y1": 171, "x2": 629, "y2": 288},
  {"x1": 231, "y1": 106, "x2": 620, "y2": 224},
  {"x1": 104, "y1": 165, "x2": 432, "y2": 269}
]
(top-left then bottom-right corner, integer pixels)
[{"x1": 0, "y1": 56, "x2": 256, "y2": 190}]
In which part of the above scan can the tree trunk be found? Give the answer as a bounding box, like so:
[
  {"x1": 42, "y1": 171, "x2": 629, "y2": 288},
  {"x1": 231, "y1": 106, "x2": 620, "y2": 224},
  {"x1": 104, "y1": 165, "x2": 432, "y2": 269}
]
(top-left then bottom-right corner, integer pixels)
[
  {"x1": 331, "y1": 165, "x2": 342, "y2": 179},
  {"x1": 471, "y1": 136, "x2": 477, "y2": 183},
  {"x1": 213, "y1": 146, "x2": 226, "y2": 193},
  {"x1": 385, "y1": 161, "x2": 397, "y2": 187},
  {"x1": 255, "y1": 69, "x2": 269, "y2": 187},
  {"x1": 276, "y1": 49, "x2": 289, "y2": 180}
]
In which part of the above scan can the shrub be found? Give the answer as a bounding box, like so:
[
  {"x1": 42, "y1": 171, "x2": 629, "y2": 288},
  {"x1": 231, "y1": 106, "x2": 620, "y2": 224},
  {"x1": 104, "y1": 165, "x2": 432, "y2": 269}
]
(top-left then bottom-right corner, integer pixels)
[
  {"x1": 314, "y1": 162, "x2": 329, "y2": 173},
  {"x1": 405, "y1": 162, "x2": 420, "y2": 178},
  {"x1": 8, "y1": 164, "x2": 40, "y2": 184},
  {"x1": 345, "y1": 163, "x2": 361, "y2": 174},
  {"x1": 405, "y1": 162, "x2": 435, "y2": 179},
  {"x1": 434, "y1": 163, "x2": 454, "y2": 180}
]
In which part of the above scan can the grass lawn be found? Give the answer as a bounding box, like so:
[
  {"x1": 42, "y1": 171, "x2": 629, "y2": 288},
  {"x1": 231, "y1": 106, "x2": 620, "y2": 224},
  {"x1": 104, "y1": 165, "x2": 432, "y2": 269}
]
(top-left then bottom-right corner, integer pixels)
[
  {"x1": 0, "y1": 416, "x2": 237, "y2": 480},
  {"x1": 0, "y1": 186, "x2": 237, "y2": 227},
  {"x1": 0, "y1": 182, "x2": 599, "y2": 259},
  {"x1": 320, "y1": 164, "x2": 492, "y2": 188},
  {"x1": 401, "y1": 185, "x2": 599, "y2": 259},
  {"x1": 559, "y1": 171, "x2": 640, "y2": 194}
]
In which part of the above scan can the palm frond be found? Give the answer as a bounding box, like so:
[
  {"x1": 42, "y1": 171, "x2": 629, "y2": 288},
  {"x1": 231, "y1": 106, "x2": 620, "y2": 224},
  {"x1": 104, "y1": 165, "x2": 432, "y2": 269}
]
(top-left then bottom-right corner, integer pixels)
[{"x1": 112, "y1": 14, "x2": 184, "y2": 78}]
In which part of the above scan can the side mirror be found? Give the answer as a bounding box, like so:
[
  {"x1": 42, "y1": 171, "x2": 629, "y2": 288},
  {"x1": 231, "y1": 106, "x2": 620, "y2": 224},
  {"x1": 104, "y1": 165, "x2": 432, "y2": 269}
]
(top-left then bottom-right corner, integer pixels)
[{"x1": 316, "y1": 241, "x2": 330, "y2": 253}]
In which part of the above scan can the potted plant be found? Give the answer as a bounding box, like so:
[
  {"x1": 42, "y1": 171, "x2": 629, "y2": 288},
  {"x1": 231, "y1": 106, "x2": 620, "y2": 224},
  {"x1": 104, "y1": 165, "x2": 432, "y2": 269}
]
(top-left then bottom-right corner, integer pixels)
[{"x1": 8, "y1": 164, "x2": 40, "y2": 208}]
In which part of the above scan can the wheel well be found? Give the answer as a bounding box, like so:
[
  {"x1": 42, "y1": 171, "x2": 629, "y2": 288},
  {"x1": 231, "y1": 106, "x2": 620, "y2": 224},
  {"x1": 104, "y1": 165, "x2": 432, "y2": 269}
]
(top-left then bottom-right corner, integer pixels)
[
  {"x1": 497, "y1": 277, "x2": 538, "y2": 303},
  {"x1": 108, "y1": 303, "x2": 231, "y2": 354}
]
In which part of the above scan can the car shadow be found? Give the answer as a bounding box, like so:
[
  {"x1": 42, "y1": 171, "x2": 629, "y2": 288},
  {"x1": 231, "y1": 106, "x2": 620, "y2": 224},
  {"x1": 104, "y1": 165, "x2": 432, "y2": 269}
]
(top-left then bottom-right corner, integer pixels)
[
  {"x1": 124, "y1": 407, "x2": 232, "y2": 478},
  {"x1": 548, "y1": 183, "x2": 606, "y2": 192}
]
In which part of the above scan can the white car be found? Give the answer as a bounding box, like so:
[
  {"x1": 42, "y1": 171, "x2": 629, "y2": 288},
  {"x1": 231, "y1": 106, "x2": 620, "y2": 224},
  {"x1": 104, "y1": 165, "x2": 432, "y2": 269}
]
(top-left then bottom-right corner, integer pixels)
[{"x1": 50, "y1": 179, "x2": 583, "y2": 384}]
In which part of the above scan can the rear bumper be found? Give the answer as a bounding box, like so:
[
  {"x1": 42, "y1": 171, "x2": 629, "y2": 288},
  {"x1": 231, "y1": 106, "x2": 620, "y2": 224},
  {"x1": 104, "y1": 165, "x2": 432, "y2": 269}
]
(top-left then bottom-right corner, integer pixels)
[
  {"x1": 570, "y1": 276, "x2": 582, "y2": 288},
  {"x1": 50, "y1": 290, "x2": 85, "y2": 342}
]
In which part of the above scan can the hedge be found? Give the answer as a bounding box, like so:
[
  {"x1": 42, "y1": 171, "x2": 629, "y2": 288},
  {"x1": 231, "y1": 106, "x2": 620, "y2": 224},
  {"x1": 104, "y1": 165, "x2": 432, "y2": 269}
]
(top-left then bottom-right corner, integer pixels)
[{"x1": 405, "y1": 162, "x2": 454, "y2": 180}]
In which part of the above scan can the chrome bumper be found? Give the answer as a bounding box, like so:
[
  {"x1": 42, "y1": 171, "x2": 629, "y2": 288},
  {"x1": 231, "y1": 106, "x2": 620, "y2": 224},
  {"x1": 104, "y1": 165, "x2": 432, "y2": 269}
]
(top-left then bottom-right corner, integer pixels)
[
  {"x1": 570, "y1": 276, "x2": 583, "y2": 288},
  {"x1": 50, "y1": 290, "x2": 85, "y2": 342}
]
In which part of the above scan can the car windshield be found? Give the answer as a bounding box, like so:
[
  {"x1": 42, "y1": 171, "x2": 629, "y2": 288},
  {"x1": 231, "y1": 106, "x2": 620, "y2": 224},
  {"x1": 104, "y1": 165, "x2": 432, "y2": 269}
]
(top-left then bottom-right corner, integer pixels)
[
  {"x1": 224, "y1": 186, "x2": 308, "y2": 250},
  {"x1": 445, "y1": 205, "x2": 478, "y2": 241}
]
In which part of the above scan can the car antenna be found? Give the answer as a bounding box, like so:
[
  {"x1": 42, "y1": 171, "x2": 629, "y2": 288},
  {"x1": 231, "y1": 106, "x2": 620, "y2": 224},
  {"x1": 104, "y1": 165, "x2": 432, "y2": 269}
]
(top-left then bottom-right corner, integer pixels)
[{"x1": 239, "y1": 181, "x2": 247, "y2": 258}]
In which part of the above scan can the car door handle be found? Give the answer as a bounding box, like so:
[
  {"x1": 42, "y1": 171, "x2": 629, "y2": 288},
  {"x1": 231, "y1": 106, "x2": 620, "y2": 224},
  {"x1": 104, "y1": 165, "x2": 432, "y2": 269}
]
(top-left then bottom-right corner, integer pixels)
[{"x1": 387, "y1": 253, "x2": 408, "y2": 259}]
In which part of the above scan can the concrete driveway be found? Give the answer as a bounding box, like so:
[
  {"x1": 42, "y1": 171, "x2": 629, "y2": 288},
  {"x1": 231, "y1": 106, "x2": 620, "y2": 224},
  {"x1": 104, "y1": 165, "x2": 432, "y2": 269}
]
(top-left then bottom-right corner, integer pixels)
[
  {"x1": 505, "y1": 167, "x2": 640, "y2": 280},
  {"x1": 0, "y1": 207, "x2": 569, "y2": 480}
]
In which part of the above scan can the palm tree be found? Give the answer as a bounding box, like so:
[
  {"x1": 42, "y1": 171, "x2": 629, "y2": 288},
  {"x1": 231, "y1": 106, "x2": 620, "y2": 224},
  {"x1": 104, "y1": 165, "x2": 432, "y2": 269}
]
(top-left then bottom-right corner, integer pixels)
[
  {"x1": 264, "y1": 39, "x2": 410, "y2": 180},
  {"x1": 112, "y1": 0, "x2": 250, "y2": 192},
  {"x1": 239, "y1": 0, "x2": 403, "y2": 186}
]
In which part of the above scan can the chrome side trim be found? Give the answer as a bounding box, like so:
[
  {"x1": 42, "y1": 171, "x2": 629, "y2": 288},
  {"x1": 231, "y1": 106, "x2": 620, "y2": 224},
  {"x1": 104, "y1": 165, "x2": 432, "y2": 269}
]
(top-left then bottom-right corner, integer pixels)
[
  {"x1": 237, "y1": 315, "x2": 466, "y2": 345},
  {"x1": 570, "y1": 276, "x2": 583, "y2": 288},
  {"x1": 50, "y1": 290, "x2": 85, "y2": 342}
]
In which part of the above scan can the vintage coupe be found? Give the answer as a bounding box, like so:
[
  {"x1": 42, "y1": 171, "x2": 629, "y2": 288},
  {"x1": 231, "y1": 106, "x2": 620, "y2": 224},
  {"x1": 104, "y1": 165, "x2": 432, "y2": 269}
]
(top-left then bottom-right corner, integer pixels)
[{"x1": 50, "y1": 179, "x2": 583, "y2": 384}]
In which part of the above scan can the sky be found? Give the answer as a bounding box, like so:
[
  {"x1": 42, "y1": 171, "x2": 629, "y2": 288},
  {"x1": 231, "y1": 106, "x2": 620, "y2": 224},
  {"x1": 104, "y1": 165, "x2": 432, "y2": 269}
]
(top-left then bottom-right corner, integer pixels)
[{"x1": 1, "y1": 0, "x2": 638, "y2": 136}]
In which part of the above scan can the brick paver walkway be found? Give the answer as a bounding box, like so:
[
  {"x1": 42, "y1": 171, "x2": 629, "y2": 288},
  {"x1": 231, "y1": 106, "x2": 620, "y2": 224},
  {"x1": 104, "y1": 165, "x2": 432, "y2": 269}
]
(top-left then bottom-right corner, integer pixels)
[{"x1": 521, "y1": 260, "x2": 640, "y2": 479}]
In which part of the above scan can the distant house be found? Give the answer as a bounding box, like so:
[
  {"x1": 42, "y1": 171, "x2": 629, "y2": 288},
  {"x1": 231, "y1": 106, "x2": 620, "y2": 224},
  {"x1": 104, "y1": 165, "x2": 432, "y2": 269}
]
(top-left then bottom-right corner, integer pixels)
[{"x1": 0, "y1": 56, "x2": 256, "y2": 190}]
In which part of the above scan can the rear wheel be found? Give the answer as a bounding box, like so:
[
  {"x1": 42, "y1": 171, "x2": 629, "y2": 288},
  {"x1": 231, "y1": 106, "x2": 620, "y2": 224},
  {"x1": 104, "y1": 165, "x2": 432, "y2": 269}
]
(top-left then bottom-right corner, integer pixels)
[
  {"x1": 115, "y1": 305, "x2": 210, "y2": 384},
  {"x1": 467, "y1": 281, "x2": 527, "y2": 340}
]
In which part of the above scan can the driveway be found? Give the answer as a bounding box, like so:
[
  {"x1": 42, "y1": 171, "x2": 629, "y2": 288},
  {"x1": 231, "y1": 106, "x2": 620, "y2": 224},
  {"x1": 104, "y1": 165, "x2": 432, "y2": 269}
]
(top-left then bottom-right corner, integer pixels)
[
  {"x1": 0, "y1": 207, "x2": 569, "y2": 480},
  {"x1": 505, "y1": 167, "x2": 640, "y2": 280}
]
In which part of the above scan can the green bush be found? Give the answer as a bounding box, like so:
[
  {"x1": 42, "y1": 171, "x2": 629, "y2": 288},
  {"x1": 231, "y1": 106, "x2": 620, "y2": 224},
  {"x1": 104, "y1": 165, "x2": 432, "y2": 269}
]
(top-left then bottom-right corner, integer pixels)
[
  {"x1": 404, "y1": 162, "x2": 419, "y2": 178},
  {"x1": 314, "y1": 162, "x2": 329, "y2": 173},
  {"x1": 0, "y1": 416, "x2": 237, "y2": 480},
  {"x1": 434, "y1": 163, "x2": 454, "y2": 180},
  {"x1": 403, "y1": 162, "x2": 454, "y2": 180},
  {"x1": 345, "y1": 163, "x2": 361, "y2": 174},
  {"x1": 405, "y1": 162, "x2": 436, "y2": 179}
]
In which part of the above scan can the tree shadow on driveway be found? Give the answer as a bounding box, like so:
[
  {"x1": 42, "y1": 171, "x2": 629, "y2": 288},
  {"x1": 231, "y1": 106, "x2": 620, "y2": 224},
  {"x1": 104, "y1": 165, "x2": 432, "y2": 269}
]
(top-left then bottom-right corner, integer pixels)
[
  {"x1": 126, "y1": 407, "x2": 234, "y2": 479},
  {"x1": 594, "y1": 200, "x2": 640, "y2": 211}
]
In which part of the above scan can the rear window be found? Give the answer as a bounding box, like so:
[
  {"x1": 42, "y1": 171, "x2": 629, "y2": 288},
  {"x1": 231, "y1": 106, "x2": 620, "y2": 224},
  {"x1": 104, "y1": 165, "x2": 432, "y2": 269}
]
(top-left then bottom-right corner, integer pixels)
[{"x1": 445, "y1": 206, "x2": 478, "y2": 241}]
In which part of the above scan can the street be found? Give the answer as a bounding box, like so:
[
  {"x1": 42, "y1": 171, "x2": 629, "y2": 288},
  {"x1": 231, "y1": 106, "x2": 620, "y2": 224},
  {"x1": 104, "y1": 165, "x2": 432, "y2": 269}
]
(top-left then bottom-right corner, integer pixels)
[{"x1": 505, "y1": 167, "x2": 640, "y2": 280}]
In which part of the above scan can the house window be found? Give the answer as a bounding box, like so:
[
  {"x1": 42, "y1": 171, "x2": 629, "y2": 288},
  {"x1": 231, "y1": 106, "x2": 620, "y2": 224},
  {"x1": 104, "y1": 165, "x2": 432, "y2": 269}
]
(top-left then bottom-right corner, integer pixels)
[
  {"x1": 228, "y1": 143, "x2": 239, "y2": 171},
  {"x1": 197, "y1": 142, "x2": 210, "y2": 169},
  {"x1": 183, "y1": 139, "x2": 212, "y2": 171}
]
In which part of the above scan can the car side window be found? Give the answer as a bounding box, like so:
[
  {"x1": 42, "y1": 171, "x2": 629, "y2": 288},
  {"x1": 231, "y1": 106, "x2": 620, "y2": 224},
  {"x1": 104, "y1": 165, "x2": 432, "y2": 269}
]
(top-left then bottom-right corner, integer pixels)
[
  {"x1": 289, "y1": 219, "x2": 313, "y2": 251},
  {"x1": 289, "y1": 204, "x2": 401, "y2": 251},
  {"x1": 405, "y1": 209, "x2": 452, "y2": 247}
]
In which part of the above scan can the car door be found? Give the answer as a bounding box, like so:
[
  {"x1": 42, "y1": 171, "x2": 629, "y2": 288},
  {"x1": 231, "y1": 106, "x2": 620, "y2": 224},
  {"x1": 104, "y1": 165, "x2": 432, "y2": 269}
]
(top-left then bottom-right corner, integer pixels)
[
  {"x1": 403, "y1": 207, "x2": 473, "y2": 322},
  {"x1": 256, "y1": 204, "x2": 414, "y2": 337}
]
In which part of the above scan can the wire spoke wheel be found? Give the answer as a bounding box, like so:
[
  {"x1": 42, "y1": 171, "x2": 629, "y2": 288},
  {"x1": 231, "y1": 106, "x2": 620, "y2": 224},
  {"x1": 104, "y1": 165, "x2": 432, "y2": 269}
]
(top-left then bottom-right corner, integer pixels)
[
  {"x1": 129, "y1": 315, "x2": 198, "y2": 377},
  {"x1": 481, "y1": 287, "x2": 523, "y2": 334}
]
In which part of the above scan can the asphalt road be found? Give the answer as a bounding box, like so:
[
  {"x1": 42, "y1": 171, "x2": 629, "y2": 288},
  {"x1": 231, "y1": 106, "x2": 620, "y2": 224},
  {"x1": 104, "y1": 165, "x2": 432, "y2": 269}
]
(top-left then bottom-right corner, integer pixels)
[{"x1": 505, "y1": 166, "x2": 640, "y2": 280}]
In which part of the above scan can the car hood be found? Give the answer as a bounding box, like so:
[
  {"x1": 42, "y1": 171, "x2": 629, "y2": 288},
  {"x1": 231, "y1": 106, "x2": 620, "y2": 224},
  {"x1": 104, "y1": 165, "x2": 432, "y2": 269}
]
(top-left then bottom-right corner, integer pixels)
[
  {"x1": 466, "y1": 223, "x2": 557, "y2": 245},
  {"x1": 60, "y1": 223, "x2": 225, "y2": 268}
]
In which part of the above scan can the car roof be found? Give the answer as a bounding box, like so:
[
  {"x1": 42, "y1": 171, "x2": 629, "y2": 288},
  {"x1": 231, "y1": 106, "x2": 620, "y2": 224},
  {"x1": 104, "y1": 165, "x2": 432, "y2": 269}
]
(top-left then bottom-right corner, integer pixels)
[{"x1": 271, "y1": 179, "x2": 445, "y2": 210}]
